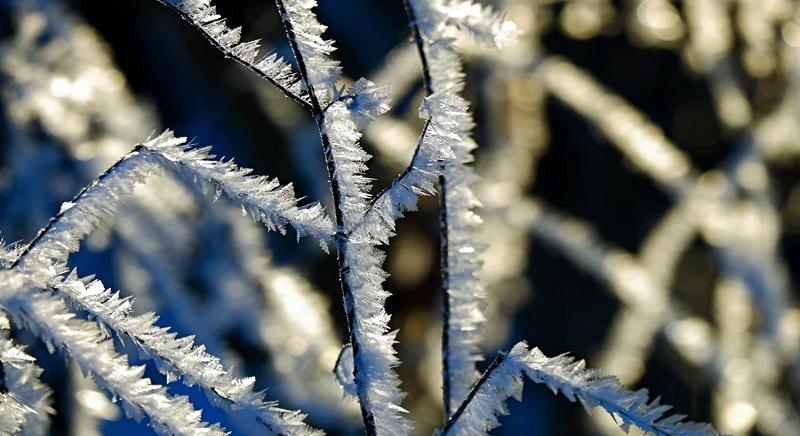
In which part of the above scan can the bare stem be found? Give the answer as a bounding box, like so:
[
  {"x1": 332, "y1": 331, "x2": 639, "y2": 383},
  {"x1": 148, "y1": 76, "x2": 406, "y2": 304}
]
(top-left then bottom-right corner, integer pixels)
[
  {"x1": 0, "y1": 361, "x2": 7, "y2": 394},
  {"x1": 438, "y1": 175, "x2": 451, "y2": 414}
]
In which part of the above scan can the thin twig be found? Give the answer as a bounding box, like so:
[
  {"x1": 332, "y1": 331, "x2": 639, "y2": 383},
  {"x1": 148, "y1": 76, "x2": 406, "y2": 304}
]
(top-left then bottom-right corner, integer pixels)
[
  {"x1": 0, "y1": 361, "x2": 7, "y2": 394},
  {"x1": 438, "y1": 175, "x2": 451, "y2": 413}
]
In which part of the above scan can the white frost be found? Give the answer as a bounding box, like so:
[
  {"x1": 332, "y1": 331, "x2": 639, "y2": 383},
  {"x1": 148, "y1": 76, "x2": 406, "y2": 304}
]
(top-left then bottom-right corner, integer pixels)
[
  {"x1": 439, "y1": 343, "x2": 720, "y2": 436},
  {"x1": 53, "y1": 272, "x2": 323, "y2": 436}
]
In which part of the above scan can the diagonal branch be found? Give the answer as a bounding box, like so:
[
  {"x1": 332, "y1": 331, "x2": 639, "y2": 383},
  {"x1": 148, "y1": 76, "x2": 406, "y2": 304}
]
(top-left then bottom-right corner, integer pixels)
[
  {"x1": 11, "y1": 131, "x2": 334, "y2": 272},
  {"x1": 351, "y1": 90, "x2": 466, "y2": 245},
  {"x1": 0, "y1": 278, "x2": 226, "y2": 436},
  {"x1": 53, "y1": 272, "x2": 323, "y2": 436},
  {"x1": 440, "y1": 343, "x2": 719, "y2": 436},
  {"x1": 154, "y1": 0, "x2": 312, "y2": 110}
]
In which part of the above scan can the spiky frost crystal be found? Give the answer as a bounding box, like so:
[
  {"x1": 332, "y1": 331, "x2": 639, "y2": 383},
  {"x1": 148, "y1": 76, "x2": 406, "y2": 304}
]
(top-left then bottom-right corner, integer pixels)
[
  {"x1": 12, "y1": 130, "x2": 334, "y2": 273},
  {"x1": 0, "y1": 282, "x2": 225, "y2": 435},
  {"x1": 0, "y1": 312, "x2": 51, "y2": 435},
  {"x1": 344, "y1": 79, "x2": 393, "y2": 129},
  {"x1": 439, "y1": 343, "x2": 719, "y2": 436},
  {"x1": 156, "y1": 0, "x2": 308, "y2": 105},
  {"x1": 54, "y1": 273, "x2": 323, "y2": 436},
  {"x1": 406, "y1": 0, "x2": 487, "y2": 415}
]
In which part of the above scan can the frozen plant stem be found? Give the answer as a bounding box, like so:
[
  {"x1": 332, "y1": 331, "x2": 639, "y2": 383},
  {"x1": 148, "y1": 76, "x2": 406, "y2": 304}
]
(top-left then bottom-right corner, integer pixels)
[
  {"x1": 440, "y1": 352, "x2": 505, "y2": 434},
  {"x1": 10, "y1": 133, "x2": 334, "y2": 273},
  {"x1": 402, "y1": 0, "x2": 435, "y2": 96},
  {"x1": 155, "y1": 0, "x2": 312, "y2": 110},
  {"x1": 362, "y1": 120, "x2": 431, "y2": 214},
  {"x1": 273, "y1": 0, "x2": 376, "y2": 433},
  {"x1": 10, "y1": 145, "x2": 145, "y2": 269},
  {"x1": 401, "y1": 0, "x2": 454, "y2": 419}
]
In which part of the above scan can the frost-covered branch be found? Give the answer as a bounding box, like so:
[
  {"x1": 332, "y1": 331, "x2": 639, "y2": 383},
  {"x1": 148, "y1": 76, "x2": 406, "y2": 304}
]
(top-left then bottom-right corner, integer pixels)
[
  {"x1": 0, "y1": 312, "x2": 51, "y2": 435},
  {"x1": 404, "y1": 0, "x2": 504, "y2": 418},
  {"x1": 272, "y1": 2, "x2": 414, "y2": 434},
  {"x1": 53, "y1": 273, "x2": 323, "y2": 436},
  {"x1": 0, "y1": 281, "x2": 225, "y2": 436},
  {"x1": 11, "y1": 131, "x2": 334, "y2": 271},
  {"x1": 273, "y1": 0, "x2": 340, "y2": 106},
  {"x1": 154, "y1": 0, "x2": 311, "y2": 110},
  {"x1": 140, "y1": 131, "x2": 335, "y2": 243},
  {"x1": 273, "y1": 0, "x2": 373, "y2": 229},
  {"x1": 352, "y1": 91, "x2": 468, "y2": 244},
  {"x1": 440, "y1": 343, "x2": 719, "y2": 436}
]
